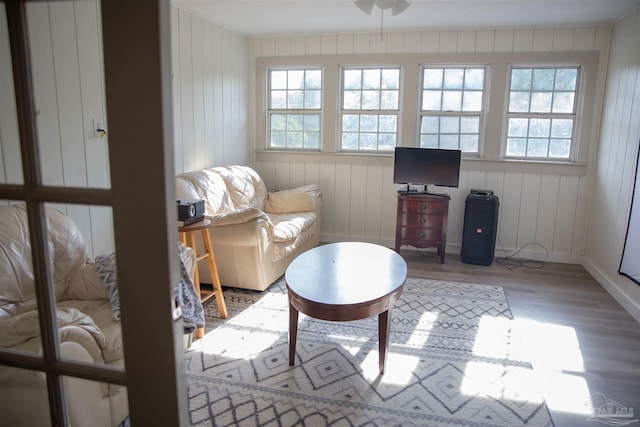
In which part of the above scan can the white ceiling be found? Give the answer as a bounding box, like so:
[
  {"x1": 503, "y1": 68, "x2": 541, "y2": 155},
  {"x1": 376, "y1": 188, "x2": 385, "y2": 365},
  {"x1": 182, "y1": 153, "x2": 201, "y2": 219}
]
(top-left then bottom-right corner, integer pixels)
[{"x1": 172, "y1": 0, "x2": 640, "y2": 37}]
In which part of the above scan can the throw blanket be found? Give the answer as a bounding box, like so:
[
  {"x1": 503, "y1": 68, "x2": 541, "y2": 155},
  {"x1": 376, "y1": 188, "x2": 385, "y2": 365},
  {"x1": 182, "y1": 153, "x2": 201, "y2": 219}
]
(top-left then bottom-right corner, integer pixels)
[{"x1": 94, "y1": 243, "x2": 205, "y2": 333}]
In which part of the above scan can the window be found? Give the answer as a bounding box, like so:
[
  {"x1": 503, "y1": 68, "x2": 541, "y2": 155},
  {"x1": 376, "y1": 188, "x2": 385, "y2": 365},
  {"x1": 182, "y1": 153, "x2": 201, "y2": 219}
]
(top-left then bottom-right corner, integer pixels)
[
  {"x1": 340, "y1": 67, "x2": 400, "y2": 151},
  {"x1": 268, "y1": 68, "x2": 322, "y2": 150},
  {"x1": 505, "y1": 67, "x2": 579, "y2": 159},
  {"x1": 419, "y1": 67, "x2": 485, "y2": 154}
]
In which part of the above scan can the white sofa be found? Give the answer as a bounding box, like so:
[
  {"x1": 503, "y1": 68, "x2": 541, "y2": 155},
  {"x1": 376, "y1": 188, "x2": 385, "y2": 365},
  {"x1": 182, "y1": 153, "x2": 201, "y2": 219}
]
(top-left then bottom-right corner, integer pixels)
[
  {"x1": 175, "y1": 165, "x2": 322, "y2": 291},
  {"x1": 0, "y1": 204, "x2": 129, "y2": 427}
]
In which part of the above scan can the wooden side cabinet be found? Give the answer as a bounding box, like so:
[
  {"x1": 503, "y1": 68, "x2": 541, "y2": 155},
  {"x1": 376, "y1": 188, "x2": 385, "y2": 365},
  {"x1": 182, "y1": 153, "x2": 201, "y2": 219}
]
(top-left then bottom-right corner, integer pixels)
[{"x1": 395, "y1": 193, "x2": 450, "y2": 263}]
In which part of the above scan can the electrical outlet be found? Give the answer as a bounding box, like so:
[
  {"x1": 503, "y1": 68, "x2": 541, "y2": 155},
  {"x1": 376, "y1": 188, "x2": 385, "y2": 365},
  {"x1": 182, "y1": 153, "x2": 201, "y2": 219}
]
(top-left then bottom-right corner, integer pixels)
[{"x1": 93, "y1": 118, "x2": 104, "y2": 138}]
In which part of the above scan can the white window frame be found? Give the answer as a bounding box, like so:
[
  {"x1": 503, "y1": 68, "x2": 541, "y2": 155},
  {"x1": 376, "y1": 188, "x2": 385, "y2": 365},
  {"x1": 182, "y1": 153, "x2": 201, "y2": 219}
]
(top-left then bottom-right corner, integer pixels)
[
  {"x1": 504, "y1": 65, "x2": 582, "y2": 161},
  {"x1": 339, "y1": 66, "x2": 401, "y2": 153},
  {"x1": 267, "y1": 67, "x2": 323, "y2": 151},
  {"x1": 418, "y1": 65, "x2": 487, "y2": 155}
]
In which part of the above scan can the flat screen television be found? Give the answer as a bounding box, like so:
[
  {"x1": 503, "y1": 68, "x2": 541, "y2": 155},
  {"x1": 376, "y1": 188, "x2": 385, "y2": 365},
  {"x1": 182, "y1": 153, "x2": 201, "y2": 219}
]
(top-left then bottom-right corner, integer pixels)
[{"x1": 393, "y1": 147, "x2": 461, "y2": 193}]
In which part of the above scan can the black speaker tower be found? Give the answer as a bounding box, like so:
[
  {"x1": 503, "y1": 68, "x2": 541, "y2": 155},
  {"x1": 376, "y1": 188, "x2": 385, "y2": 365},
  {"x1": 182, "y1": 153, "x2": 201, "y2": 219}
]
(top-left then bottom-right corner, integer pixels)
[{"x1": 461, "y1": 190, "x2": 499, "y2": 266}]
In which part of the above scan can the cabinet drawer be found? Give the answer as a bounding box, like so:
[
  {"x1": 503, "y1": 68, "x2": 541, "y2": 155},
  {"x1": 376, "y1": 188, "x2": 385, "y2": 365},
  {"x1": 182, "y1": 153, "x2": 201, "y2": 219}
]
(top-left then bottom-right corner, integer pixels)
[
  {"x1": 401, "y1": 199, "x2": 446, "y2": 214},
  {"x1": 398, "y1": 227, "x2": 443, "y2": 242},
  {"x1": 399, "y1": 212, "x2": 443, "y2": 228}
]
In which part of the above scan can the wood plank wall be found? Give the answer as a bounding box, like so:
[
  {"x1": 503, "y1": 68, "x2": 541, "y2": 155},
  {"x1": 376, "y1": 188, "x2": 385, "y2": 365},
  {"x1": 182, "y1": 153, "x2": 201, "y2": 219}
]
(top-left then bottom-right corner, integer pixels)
[
  {"x1": 249, "y1": 26, "x2": 612, "y2": 264},
  {"x1": 583, "y1": 8, "x2": 640, "y2": 322},
  {"x1": 0, "y1": 3, "x2": 250, "y2": 257}
]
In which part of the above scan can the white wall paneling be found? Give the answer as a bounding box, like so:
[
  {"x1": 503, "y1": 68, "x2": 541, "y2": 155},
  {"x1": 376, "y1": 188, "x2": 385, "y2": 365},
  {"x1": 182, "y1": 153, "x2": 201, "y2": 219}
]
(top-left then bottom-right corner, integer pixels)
[
  {"x1": 250, "y1": 26, "x2": 610, "y2": 264},
  {"x1": 583, "y1": 8, "x2": 640, "y2": 322},
  {"x1": 171, "y1": 7, "x2": 250, "y2": 174}
]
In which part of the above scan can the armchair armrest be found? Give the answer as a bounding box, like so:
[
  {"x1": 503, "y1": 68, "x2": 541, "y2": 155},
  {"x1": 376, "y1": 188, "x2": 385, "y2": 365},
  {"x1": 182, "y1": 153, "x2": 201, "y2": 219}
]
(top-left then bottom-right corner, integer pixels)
[{"x1": 264, "y1": 184, "x2": 321, "y2": 214}]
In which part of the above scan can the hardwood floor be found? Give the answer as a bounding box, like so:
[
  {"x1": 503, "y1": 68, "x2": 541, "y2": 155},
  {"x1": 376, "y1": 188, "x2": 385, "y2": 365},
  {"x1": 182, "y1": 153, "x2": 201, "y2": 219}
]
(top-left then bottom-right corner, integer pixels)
[{"x1": 401, "y1": 249, "x2": 640, "y2": 427}]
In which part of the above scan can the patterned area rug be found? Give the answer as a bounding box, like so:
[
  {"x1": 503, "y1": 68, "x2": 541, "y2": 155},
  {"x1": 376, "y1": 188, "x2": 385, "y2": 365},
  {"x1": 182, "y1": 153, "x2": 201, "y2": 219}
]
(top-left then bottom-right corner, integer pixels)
[{"x1": 185, "y1": 278, "x2": 554, "y2": 426}]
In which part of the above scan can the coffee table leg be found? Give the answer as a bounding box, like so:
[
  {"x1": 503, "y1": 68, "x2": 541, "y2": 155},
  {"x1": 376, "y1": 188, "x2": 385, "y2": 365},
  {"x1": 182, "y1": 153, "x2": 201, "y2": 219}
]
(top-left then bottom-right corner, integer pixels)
[
  {"x1": 378, "y1": 309, "x2": 391, "y2": 375},
  {"x1": 289, "y1": 301, "x2": 299, "y2": 366}
]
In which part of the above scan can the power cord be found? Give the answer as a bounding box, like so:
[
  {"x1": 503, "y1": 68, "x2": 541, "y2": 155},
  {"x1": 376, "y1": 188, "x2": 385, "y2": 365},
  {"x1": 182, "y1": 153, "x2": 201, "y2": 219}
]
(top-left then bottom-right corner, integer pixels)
[{"x1": 495, "y1": 238, "x2": 549, "y2": 271}]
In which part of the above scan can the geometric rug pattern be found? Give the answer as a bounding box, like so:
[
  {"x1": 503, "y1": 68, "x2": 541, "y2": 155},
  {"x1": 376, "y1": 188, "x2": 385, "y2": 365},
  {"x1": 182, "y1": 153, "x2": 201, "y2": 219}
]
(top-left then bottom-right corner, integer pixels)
[{"x1": 185, "y1": 277, "x2": 555, "y2": 426}]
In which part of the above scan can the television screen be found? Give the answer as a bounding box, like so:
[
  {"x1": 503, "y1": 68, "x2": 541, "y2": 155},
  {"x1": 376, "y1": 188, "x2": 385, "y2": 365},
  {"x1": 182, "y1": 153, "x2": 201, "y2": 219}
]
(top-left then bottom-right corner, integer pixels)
[{"x1": 393, "y1": 147, "x2": 461, "y2": 189}]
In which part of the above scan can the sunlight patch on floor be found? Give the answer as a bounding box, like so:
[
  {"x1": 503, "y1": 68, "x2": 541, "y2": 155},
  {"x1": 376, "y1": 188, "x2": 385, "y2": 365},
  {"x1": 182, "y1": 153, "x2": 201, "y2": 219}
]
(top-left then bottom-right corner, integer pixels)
[
  {"x1": 195, "y1": 326, "x2": 281, "y2": 359},
  {"x1": 535, "y1": 370, "x2": 592, "y2": 415},
  {"x1": 461, "y1": 361, "x2": 546, "y2": 403},
  {"x1": 406, "y1": 311, "x2": 438, "y2": 347},
  {"x1": 361, "y1": 352, "x2": 419, "y2": 385}
]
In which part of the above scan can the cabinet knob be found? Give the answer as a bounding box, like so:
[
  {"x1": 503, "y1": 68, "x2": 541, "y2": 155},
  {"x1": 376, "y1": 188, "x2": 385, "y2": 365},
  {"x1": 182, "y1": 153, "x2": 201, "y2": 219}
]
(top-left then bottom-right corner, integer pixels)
[
  {"x1": 420, "y1": 232, "x2": 425, "y2": 238},
  {"x1": 421, "y1": 205, "x2": 427, "y2": 210},
  {"x1": 420, "y1": 218, "x2": 426, "y2": 223}
]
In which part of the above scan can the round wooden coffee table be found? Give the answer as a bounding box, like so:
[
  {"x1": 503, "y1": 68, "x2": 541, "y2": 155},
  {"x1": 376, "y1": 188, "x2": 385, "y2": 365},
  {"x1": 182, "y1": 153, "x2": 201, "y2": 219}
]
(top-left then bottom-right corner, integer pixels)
[{"x1": 285, "y1": 242, "x2": 407, "y2": 375}]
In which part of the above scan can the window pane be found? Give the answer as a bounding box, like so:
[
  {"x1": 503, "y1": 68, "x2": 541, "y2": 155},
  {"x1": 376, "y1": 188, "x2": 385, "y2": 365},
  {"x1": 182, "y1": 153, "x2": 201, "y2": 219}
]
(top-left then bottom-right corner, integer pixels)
[
  {"x1": 271, "y1": 70, "x2": 287, "y2": 89},
  {"x1": 288, "y1": 70, "x2": 304, "y2": 89},
  {"x1": 360, "y1": 115, "x2": 378, "y2": 132},
  {"x1": 527, "y1": 138, "x2": 549, "y2": 156},
  {"x1": 424, "y1": 69, "x2": 443, "y2": 89},
  {"x1": 305, "y1": 90, "x2": 321, "y2": 109},
  {"x1": 363, "y1": 69, "x2": 381, "y2": 89},
  {"x1": 342, "y1": 133, "x2": 359, "y2": 149},
  {"x1": 287, "y1": 90, "x2": 304, "y2": 109},
  {"x1": 270, "y1": 91, "x2": 286, "y2": 109},
  {"x1": 381, "y1": 69, "x2": 400, "y2": 89},
  {"x1": 343, "y1": 114, "x2": 359, "y2": 131},
  {"x1": 550, "y1": 119, "x2": 573, "y2": 138},
  {"x1": 460, "y1": 134, "x2": 479, "y2": 152},
  {"x1": 422, "y1": 90, "x2": 442, "y2": 110},
  {"x1": 529, "y1": 119, "x2": 550, "y2": 137},
  {"x1": 344, "y1": 69, "x2": 362, "y2": 89},
  {"x1": 441, "y1": 116, "x2": 459, "y2": 134},
  {"x1": 443, "y1": 69, "x2": 464, "y2": 89},
  {"x1": 421, "y1": 116, "x2": 439, "y2": 133},
  {"x1": 549, "y1": 139, "x2": 571, "y2": 158},
  {"x1": 508, "y1": 118, "x2": 528, "y2": 137},
  {"x1": 461, "y1": 116, "x2": 480, "y2": 133},
  {"x1": 421, "y1": 134, "x2": 439, "y2": 148},
  {"x1": 555, "y1": 68, "x2": 577, "y2": 90},
  {"x1": 271, "y1": 114, "x2": 287, "y2": 131},
  {"x1": 509, "y1": 92, "x2": 530, "y2": 112},
  {"x1": 532, "y1": 69, "x2": 554, "y2": 90},
  {"x1": 271, "y1": 131, "x2": 286, "y2": 147},
  {"x1": 442, "y1": 91, "x2": 462, "y2": 110},
  {"x1": 379, "y1": 133, "x2": 396, "y2": 150},
  {"x1": 464, "y1": 69, "x2": 485, "y2": 90},
  {"x1": 287, "y1": 114, "x2": 303, "y2": 131},
  {"x1": 511, "y1": 69, "x2": 532, "y2": 90},
  {"x1": 304, "y1": 131, "x2": 320, "y2": 149},
  {"x1": 360, "y1": 133, "x2": 378, "y2": 149},
  {"x1": 379, "y1": 115, "x2": 397, "y2": 132},
  {"x1": 305, "y1": 70, "x2": 322, "y2": 89},
  {"x1": 552, "y1": 92, "x2": 575, "y2": 113},
  {"x1": 440, "y1": 134, "x2": 459, "y2": 149},
  {"x1": 343, "y1": 91, "x2": 362, "y2": 109},
  {"x1": 362, "y1": 90, "x2": 381, "y2": 109},
  {"x1": 506, "y1": 138, "x2": 527, "y2": 156},
  {"x1": 304, "y1": 114, "x2": 320, "y2": 131},
  {"x1": 462, "y1": 91, "x2": 483, "y2": 111},
  {"x1": 287, "y1": 131, "x2": 303, "y2": 148},
  {"x1": 380, "y1": 90, "x2": 399, "y2": 109}
]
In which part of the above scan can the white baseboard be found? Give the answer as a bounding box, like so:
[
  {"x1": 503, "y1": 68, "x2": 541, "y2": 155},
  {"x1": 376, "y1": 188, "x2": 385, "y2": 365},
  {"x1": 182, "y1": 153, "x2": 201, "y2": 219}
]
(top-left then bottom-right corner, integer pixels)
[
  {"x1": 319, "y1": 234, "x2": 582, "y2": 264},
  {"x1": 582, "y1": 257, "x2": 640, "y2": 324}
]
